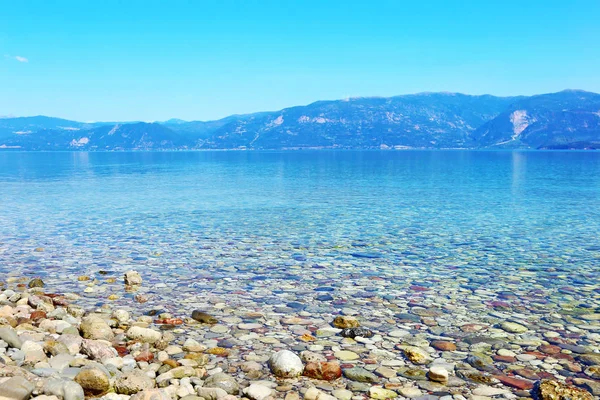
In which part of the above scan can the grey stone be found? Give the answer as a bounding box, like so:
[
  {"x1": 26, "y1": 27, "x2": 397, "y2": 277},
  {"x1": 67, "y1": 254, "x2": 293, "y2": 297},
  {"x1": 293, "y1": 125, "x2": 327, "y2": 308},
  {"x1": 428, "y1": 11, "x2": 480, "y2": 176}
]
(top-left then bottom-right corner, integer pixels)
[
  {"x1": 115, "y1": 370, "x2": 155, "y2": 395},
  {"x1": 342, "y1": 367, "x2": 378, "y2": 383},
  {"x1": 203, "y1": 372, "x2": 239, "y2": 395},
  {"x1": 0, "y1": 326, "x2": 22, "y2": 349},
  {"x1": 0, "y1": 376, "x2": 34, "y2": 400}
]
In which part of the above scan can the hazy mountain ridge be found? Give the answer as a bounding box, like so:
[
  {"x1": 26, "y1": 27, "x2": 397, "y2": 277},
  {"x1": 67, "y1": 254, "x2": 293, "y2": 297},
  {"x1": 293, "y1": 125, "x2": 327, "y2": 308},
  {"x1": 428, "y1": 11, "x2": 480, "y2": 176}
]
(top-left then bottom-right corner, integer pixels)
[{"x1": 2, "y1": 90, "x2": 599, "y2": 150}]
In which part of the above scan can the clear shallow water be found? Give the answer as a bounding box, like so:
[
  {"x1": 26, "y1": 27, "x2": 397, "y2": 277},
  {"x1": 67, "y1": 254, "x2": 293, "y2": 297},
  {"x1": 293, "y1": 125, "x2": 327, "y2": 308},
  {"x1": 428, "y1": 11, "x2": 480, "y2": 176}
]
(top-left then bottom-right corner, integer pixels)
[{"x1": 0, "y1": 150, "x2": 599, "y2": 313}]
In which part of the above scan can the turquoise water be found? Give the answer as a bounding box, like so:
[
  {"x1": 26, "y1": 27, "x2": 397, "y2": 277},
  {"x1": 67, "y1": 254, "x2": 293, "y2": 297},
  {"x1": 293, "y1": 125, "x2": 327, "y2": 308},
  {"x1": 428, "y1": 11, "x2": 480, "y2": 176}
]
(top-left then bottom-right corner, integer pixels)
[{"x1": 0, "y1": 151, "x2": 599, "y2": 312}]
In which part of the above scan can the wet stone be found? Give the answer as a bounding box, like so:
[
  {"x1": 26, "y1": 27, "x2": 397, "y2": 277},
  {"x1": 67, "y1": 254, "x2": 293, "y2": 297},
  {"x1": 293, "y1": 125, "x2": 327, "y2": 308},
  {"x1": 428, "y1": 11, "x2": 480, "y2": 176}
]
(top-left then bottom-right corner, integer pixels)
[
  {"x1": 339, "y1": 327, "x2": 374, "y2": 338},
  {"x1": 342, "y1": 367, "x2": 378, "y2": 383},
  {"x1": 191, "y1": 310, "x2": 218, "y2": 324}
]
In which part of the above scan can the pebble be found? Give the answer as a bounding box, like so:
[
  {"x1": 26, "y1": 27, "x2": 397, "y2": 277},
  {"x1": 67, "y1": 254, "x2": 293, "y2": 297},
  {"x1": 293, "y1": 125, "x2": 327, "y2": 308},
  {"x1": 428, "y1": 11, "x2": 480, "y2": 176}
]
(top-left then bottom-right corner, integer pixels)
[
  {"x1": 243, "y1": 384, "x2": 272, "y2": 400},
  {"x1": 268, "y1": 350, "x2": 304, "y2": 378},
  {"x1": 428, "y1": 366, "x2": 449, "y2": 383}
]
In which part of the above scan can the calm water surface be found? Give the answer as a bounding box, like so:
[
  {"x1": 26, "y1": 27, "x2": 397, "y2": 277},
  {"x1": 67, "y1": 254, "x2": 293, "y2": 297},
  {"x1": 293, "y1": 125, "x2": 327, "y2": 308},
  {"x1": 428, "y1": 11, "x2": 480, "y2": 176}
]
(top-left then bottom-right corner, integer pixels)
[{"x1": 0, "y1": 151, "x2": 599, "y2": 308}]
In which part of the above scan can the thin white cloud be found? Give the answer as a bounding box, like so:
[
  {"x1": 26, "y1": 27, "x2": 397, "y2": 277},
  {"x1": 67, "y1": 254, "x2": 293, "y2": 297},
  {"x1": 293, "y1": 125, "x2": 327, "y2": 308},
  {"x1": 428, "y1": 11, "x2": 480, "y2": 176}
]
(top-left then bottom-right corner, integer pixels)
[{"x1": 4, "y1": 54, "x2": 28, "y2": 63}]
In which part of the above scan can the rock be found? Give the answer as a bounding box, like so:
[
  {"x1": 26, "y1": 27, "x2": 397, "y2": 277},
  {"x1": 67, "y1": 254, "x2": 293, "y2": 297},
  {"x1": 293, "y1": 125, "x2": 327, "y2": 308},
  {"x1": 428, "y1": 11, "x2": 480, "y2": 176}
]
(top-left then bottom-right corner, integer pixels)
[
  {"x1": 495, "y1": 375, "x2": 534, "y2": 390},
  {"x1": 428, "y1": 366, "x2": 448, "y2": 383},
  {"x1": 403, "y1": 346, "x2": 431, "y2": 365},
  {"x1": 183, "y1": 338, "x2": 206, "y2": 352},
  {"x1": 204, "y1": 373, "x2": 239, "y2": 395},
  {"x1": 268, "y1": 350, "x2": 304, "y2": 378},
  {"x1": 114, "y1": 370, "x2": 155, "y2": 395},
  {"x1": 0, "y1": 376, "x2": 35, "y2": 400},
  {"x1": 301, "y1": 350, "x2": 327, "y2": 363},
  {"x1": 342, "y1": 367, "x2": 378, "y2": 383},
  {"x1": 21, "y1": 340, "x2": 47, "y2": 364},
  {"x1": 334, "y1": 350, "x2": 359, "y2": 361},
  {"x1": 303, "y1": 361, "x2": 342, "y2": 381},
  {"x1": 191, "y1": 310, "x2": 217, "y2": 324},
  {"x1": 472, "y1": 386, "x2": 510, "y2": 396},
  {"x1": 196, "y1": 387, "x2": 228, "y2": 400},
  {"x1": 0, "y1": 326, "x2": 22, "y2": 349},
  {"x1": 374, "y1": 366, "x2": 397, "y2": 379},
  {"x1": 500, "y1": 321, "x2": 528, "y2": 333},
  {"x1": 332, "y1": 316, "x2": 359, "y2": 329},
  {"x1": 304, "y1": 387, "x2": 336, "y2": 400},
  {"x1": 398, "y1": 367, "x2": 427, "y2": 381},
  {"x1": 113, "y1": 309, "x2": 130, "y2": 323},
  {"x1": 536, "y1": 379, "x2": 594, "y2": 400},
  {"x1": 28, "y1": 278, "x2": 44, "y2": 288},
  {"x1": 369, "y1": 387, "x2": 398, "y2": 399},
  {"x1": 582, "y1": 365, "x2": 600, "y2": 379},
  {"x1": 331, "y1": 389, "x2": 352, "y2": 400},
  {"x1": 242, "y1": 384, "x2": 272, "y2": 400},
  {"x1": 74, "y1": 366, "x2": 111, "y2": 396},
  {"x1": 126, "y1": 326, "x2": 162, "y2": 343},
  {"x1": 43, "y1": 379, "x2": 85, "y2": 400},
  {"x1": 155, "y1": 366, "x2": 196, "y2": 384},
  {"x1": 430, "y1": 341, "x2": 456, "y2": 351},
  {"x1": 573, "y1": 379, "x2": 600, "y2": 396},
  {"x1": 579, "y1": 353, "x2": 600, "y2": 366},
  {"x1": 49, "y1": 353, "x2": 74, "y2": 371},
  {"x1": 129, "y1": 389, "x2": 171, "y2": 400},
  {"x1": 79, "y1": 316, "x2": 114, "y2": 341},
  {"x1": 80, "y1": 339, "x2": 117, "y2": 360},
  {"x1": 124, "y1": 270, "x2": 142, "y2": 285},
  {"x1": 339, "y1": 327, "x2": 373, "y2": 338},
  {"x1": 467, "y1": 353, "x2": 496, "y2": 372},
  {"x1": 398, "y1": 386, "x2": 423, "y2": 398}
]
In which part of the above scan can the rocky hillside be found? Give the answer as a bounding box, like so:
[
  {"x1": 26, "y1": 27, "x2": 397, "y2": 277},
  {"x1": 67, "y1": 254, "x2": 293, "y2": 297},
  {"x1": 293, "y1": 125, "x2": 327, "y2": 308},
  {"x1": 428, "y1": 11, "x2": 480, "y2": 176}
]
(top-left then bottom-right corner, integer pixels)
[
  {"x1": 1, "y1": 90, "x2": 599, "y2": 150},
  {"x1": 471, "y1": 90, "x2": 600, "y2": 149}
]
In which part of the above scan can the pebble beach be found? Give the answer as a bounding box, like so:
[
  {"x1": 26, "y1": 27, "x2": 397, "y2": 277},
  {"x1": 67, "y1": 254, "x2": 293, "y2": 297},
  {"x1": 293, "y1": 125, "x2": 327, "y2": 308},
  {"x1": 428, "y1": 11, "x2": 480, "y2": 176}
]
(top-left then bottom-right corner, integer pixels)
[{"x1": 1, "y1": 256, "x2": 599, "y2": 400}]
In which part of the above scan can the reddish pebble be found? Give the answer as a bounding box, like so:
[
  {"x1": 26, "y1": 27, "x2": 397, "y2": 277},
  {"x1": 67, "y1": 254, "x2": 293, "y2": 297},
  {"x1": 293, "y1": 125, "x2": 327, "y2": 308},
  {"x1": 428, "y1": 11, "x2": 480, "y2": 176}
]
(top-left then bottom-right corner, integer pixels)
[
  {"x1": 135, "y1": 351, "x2": 154, "y2": 362},
  {"x1": 340, "y1": 364, "x2": 355, "y2": 369},
  {"x1": 431, "y1": 340, "x2": 457, "y2": 351},
  {"x1": 52, "y1": 297, "x2": 69, "y2": 306},
  {"x1": 495, "y1": 375, "x2": 534, "y2": 390},
  {"x1": 114, "y1": 345, "x2": 129, "y2": 356},
  {"x1": 539, "y1": 344, "x2": 561, "y2": 354},
  {"x1": 563, "y1": 362, "x2": 582, "y2": 373},
  {"x1": 30, "y1": 311, "x2": 47, "y2": 321},
  {"x1": 515, "y1": 369, "x2": 539, "y2": 380},
  {"x1": 303, "y1": 362, "x2": 342, "y2": 381},
  {"x1": 363, "y1": 359, "x2": 377, "y2": 365},
  {"x1": 524, "y1": 351, "x2": 545, "y2": 360},
  {"x1": 537, "y1": 371, "x2": 555, "y2": 380},
  {"x1": 553, "y1": 353, "x2": 575, "y2": 362},
  {"x1": 410, "y1": 285, "x2": 430, "y2": 292}
]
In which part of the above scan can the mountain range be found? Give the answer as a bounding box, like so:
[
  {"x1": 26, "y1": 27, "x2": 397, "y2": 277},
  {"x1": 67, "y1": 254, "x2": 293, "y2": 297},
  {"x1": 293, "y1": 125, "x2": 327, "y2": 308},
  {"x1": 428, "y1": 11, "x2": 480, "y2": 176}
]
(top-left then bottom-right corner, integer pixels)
[{"x1": 1, "y1": 90, "x2": 599, "y2": 150}]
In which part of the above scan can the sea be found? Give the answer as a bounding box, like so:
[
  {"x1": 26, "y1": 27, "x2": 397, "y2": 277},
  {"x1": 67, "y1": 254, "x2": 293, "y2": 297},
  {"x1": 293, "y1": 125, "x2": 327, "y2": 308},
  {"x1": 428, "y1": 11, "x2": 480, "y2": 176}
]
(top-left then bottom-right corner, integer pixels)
[{"x1": 0, "y1": 150, "x2": 599, "y2": 320}]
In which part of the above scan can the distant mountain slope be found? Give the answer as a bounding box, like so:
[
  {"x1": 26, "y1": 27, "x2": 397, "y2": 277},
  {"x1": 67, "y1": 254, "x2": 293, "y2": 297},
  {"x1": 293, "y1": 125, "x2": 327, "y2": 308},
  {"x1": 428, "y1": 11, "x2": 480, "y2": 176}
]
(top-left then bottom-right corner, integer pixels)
[
  {"x1": 196, "y1": 93, "x2": 520, "y2": 149},
  {"x1": 472, "y1": 90, "x2": 600, "y2": 149},
  {"x1": 0, "y1": 116, "x2": 90, "y2": 139},
  {"x1": 2, "y1": 90, "x2": 599, "y2": 150},
  {"x1": 1, "y1": 122, "x2": 184, "y2": 150}
]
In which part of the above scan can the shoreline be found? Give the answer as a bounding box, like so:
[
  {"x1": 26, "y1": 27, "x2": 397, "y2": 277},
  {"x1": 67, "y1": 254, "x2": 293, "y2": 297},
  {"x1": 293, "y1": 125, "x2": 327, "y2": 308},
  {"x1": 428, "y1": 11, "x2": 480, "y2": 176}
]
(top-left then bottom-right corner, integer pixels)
[{"x1": 1, "y1": 270, "x2": 598, "y2": 400}]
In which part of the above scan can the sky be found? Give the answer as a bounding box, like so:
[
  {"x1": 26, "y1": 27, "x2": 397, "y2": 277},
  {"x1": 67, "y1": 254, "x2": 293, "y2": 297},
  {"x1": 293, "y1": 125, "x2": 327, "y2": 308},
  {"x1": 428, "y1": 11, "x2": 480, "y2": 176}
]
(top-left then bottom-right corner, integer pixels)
[{"x1": 1, "y1": 0, "x2": 599, "y2": 122}]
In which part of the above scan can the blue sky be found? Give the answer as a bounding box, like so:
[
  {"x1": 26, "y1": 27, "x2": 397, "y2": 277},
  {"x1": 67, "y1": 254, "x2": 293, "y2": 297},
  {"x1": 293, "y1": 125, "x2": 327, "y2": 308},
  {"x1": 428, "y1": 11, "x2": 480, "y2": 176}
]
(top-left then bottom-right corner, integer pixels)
[{"x1": 1, "y1": 0, "x2": 599, "y2": 122}]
